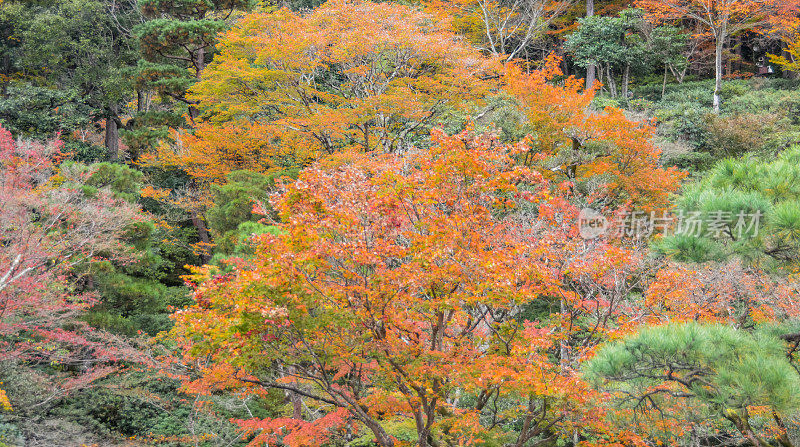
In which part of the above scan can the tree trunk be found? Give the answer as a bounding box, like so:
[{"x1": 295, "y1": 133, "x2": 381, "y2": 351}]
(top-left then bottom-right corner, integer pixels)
[
  {"x1": 772, "y1": 411, "x2": 795, "y2": 447},
  {"x1": 607, "y1": 65, "x2": 618, "y2": 98},
  {"x1": 585, "y1": 0, "x2": 596, "y2": 89},
  {"x1": 291, "y1": 392, "x2": 303, "y2": 420},
  {"x1": 188, "y1": 47, "x2": 207, "y2": 124},
  {"x1": 597, "y1": 64, "x2": 604, "y2": 89},
  {"x1": 622, "y1": 63, "x2": 630, "y2": 99},
  {"x1": 713, "y1": 34, "x2": 725, "y2": 113},
  {"x1": 725, "y1": 409, "x2": 770, "y2": 447},
  {"x1": 362, "y1": 418, "x2": 395, "y2": 447},
  {"x1": 662, "y1": 65, "x2": 668, "y2": 98},
  {"x1": 104, "y1": 107, "x2": 120, "y2": 160},
  {"x1": 190, "y1": 212, "x2": 212, "y2": 264},
  {"x1": 136, "y1": 90, "x2": 151, "y2": 113}
]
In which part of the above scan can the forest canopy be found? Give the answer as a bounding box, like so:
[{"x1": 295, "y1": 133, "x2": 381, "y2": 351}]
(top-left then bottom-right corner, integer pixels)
[{"x1": 1, "y1": 0, "x2": 800, "y2": 446}]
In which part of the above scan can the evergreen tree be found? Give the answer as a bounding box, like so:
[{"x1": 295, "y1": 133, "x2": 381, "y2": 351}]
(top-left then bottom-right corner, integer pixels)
[
  {"x1": 0, "y1": 0, "x2": 141, "y2": 156},
  {"x1": 587, "y1": 322, "x2": 800, "y2": 447},
  {"x1": 134, "y1": 0, "x2": 251, "y2": 123}
]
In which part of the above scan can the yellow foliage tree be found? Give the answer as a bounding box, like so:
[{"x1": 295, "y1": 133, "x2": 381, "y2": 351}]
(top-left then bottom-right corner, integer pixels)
[
  {"x1": 0, "y1": 387, "x2": 10, "y2": 411},
  {"x1": 163, "y1": 0, "x2": 500, "y2": 184},
  {"x1": 771, "y1": 33, "x2": 800, "y2": 72}
]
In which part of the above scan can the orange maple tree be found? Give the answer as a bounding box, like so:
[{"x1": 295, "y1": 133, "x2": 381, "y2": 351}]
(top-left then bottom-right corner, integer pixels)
[
  {"x1": 165, "y1": 40, "x2": 698, "y2": 445},
  {"x1": 503, "y1": 56, "x2": 685, "y2": 211},
  {"x1": 170, "y1": 127, "x2": 653, "y2": 447}
]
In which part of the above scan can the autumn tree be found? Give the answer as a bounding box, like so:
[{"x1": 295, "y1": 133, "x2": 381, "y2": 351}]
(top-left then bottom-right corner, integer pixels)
[
  {"x1": 0, "y1": 126, "x2": 145, "y2": 409},
  {"x1": 636, "y1": 0, "x2": 799, "y2": 112},
  {"x1": 503, "y1": 56, "x2": 685, "y2": 211},
  {"x1": 158, "y1": 0, "x2": 500, "y2": 184},
  {"x1": 431, "y1": 0, "x2": 575, "y2": 62},
  {"x1": 169, "y1": 128, "x2": 644, "y2": 447},
  {"x1": 771, "y1": 32, "x2": 800, "y2": 73},
  {"x1": 644, "y1": 260, "x2": 800, "y2": 327}
]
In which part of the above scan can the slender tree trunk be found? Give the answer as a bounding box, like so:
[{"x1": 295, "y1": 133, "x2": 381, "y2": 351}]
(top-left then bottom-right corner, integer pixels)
[
  {"x1": 622, "y1": 63, "x2": 630, "y2": 99},
  {"x1": 585, "y1": 0, "x2": 596, "y2": 89},
  {"x1": 597, "y1": 64, "x2": 604, "y2": 89},
  {"x1": 607, "y1": 65, "x2": 618, "y2": 98},
  {"x1": 678, "y1": 62, "x2": 688, "y2": 84},
  {"x1": 713, "y1": 34, "x2": 726, "y2": 113},
  {"x1": 662, "y1": 65, "x2": 668, "y2": 98},
  {"x1": 190, "y1": 212, "x2": 212, "y2": 264},
  {"x1": 104, "y1": 107, "x2": 120, "y2": 160},
  {"x1": 136, "y1": 90, "x2": 152, "y2": 113}
]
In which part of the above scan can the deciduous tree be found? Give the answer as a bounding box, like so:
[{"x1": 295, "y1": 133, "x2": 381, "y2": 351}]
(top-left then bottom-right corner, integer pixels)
[
  {"x1": 771, "y1": 32, "x2": 800, "y2": 73},
  {"x1": 0, "y1": 126, "x2": 144, "y2": 408},
  {"x1": 431, "y1": 0, "x2": 575, "y2": 62},
  {"x1": 170, "y1": 129, "x2": 636, "y2": 447},
  {"x1": 166, "y1": 0, "x2": 500, "y2": 184},
  {"x1": 504, "y1": 56, "x2": 685, "y2": 211},
  {"x1": 636, "y1": 0, "x2": 799, "y2": 112}
]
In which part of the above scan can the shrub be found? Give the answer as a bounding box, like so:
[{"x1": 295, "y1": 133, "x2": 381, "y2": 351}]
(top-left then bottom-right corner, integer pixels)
[
  {"x1": 703, "y1": 113, "x2": 782, "y2": 157},
  {"x1": 656, "y1": 146, "x2": 800, "y2": 269},
  {"x1": 663, "y1": 150, "x2": 715, "y2": 172}
]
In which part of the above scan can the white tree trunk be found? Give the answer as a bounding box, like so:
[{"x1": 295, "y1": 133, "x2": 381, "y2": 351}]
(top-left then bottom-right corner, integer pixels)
[{"x1": 713, "y1": 35, "x2": 725, "y2": 113}]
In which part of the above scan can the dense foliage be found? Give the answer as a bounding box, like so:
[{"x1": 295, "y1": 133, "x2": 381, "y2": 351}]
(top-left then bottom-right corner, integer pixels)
[{"x1": 1, "y1": 0, "x2": 799, "y2": 446}]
